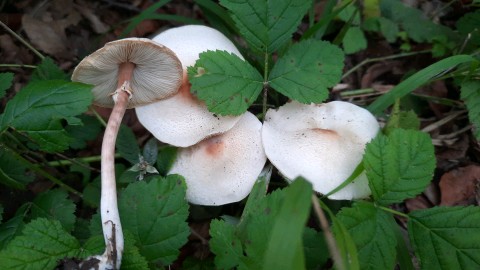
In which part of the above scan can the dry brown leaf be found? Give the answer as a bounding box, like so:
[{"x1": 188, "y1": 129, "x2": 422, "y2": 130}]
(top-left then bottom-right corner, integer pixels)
[
  {"x1": 75, "y1": 4, "x2": 109, "y2": 34},
  {"x1": 439, "y1": 165, "x2": 480, "y2": 206}
]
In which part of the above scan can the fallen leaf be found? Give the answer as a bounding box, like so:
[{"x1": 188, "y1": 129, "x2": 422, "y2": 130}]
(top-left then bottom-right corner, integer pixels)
[
  {"x1": 75, "y1": 3, "x2": 109, "y2": 34},
  {"x1": 439, "y1": 165, "x2": 480, "y2": 206}
]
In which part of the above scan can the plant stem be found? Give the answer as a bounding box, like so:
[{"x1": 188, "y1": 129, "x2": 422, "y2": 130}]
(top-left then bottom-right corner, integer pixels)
[
  {"x1": 0, "y1": 64, "x2": 37, "y2": 69},
  {"x1": 311, "y1": 194, "x2": 345, "y2": 270},
  {"x1": 0, "y1": 21, "x2": 45, "y2": 60},
  {"x1": 46, "y1": 154, "x2": 121, "y2": 167},
  {"x1": 378, "y1": 205, "x2": 409, "y2": 218},
  {"x1": 342, "y1": 50, "x2": 430, "y2": 79},
  {"x1": 262, "y1": 52, "x2": 269, "y2": 120},
  {"x1": 91, "y1": 107, "x2": 108, "y2": 127}
]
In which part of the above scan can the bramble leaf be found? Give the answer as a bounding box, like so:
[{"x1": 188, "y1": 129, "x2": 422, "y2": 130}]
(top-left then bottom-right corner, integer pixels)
[
  {"x1": 117, "y1": 124, "x2": 141, "y2": 164},
  {"x1": 460, "y1": 80, "x2": 480, "y2": 140},
  {"x1": 0, "y1": 215, "x2": 24, "y2": 250},
  {"x1": 0, "y1": 72, "x2": 14, "y2": 99},
  {"x1": 456, "y1": 10, "x2": 480, "y2": 46},
  {"x1": 0, "y1": 218, "x2": 80, "y2": 269},
  {"x1": 364, "y1": 129, "x2": 436, "y2": 205},
  {"x1": 29, "y1": 189, "x2": 76, "y2": 232},
  {"x1": 210, "y1": 220, "x2": 243, "y2": 269},
  {"x1": 303, "y1": 228, "x2": 328, "y2": 269},
  {"x1": 30, "y1": 57, "x2": 68, "y2": 82},
  {"x1": 408, "y1": 206, "x2": 480, "y2": 269},
  {"x1": 0, "y1": 146, "x2": 34, "y2": 189},
  {"x1": 220, "y1": 0, "x2": 312, "y2": 53},
  {"x1": 0, "y1": 80, "x2": 93, "y2": 152},
  {"x1": 119, "y1": 175, "x2": 190, "y2": 266},
  {"x1": 269, "y1": 40, "x2": 344, "y2": 104},
  {"x1": 188, "y1": 50, "x2": 263, "y2": 116},
  {"x1": 343, "y1": 26, "x2": 367, "y2": 54},
  {"x1": 336, "y1": 202, "x2": 397, "y2": 270},
  {"x1": 65, "y1": 114, "x2": 102, "y2": 149},
  {"x1": 156, "y1": 146, "x2": 178, "y2": 176}
]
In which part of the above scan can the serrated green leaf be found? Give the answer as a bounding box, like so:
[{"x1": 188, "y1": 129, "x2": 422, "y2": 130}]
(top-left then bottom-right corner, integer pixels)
[
  {"x1": 263, "y1": 178, "x2": 312, "y2": 270},
  {"x1": 0, "y1": 146, "x2": 34, "y2": 189},
  {"x1": 142, "y1": 137, "x2": 158, "y2": 165},
  {"x1": 0, "y1": 80, "x2": 93, "y2": 152},
  {"x1": 188, "y1": 50, "x2": 263, "y2": 115},
  {"x1": 30, "y1": 57, "x2": 68, "y2": 82},
  {"x1": 384, "y1": 110, "x2": 420, "y2": 134},
  {"x1": 367, "y1": 55, "x2": 474, "y2": 114},
  {"x1": 269, "y1": 40, "x2": 344, "y2": 103},
  {"x1": 378, "y1": 17, "x2": 399, "y2": 43},
  {"x1": 456, "y1": 10, "x2": 480, "y2": 46},
  {"x1": 117, "y1": 124, "x2": 141, "y2": 164},
  {"x1": 83, "y1": 177, "x2": 101, "y2": 208},
  {"x1": 343, "y1": 26, "x2": 367, "y2": 54},
  {"x1": 364, "y1": 129, "x2": 436, "y2": 205},
  {"x1": 65, "y1": 114, "x2": 102, "y2": 149},
  {"x1": 156, "y1": 146, "x2": 178, "y2": 176},
  {"x1": 461, "y1": 80, "x2": 480, "y2": 140},
  {"x1": 408, "y1": 206, "x2": 480, "y2": 270},
  {"x1": 119, "y1": 175, "x2": 189, "y2": 266},
  {"x1": 220, "y1": 0, "x2": 312, "y2": 53},
  {"x1": 0, "y1": 72, "x2": 14, "y2": 99},
  {"x1": 0, "y1": 215, "x2": 24, "y2": 250},
  {"x1": 210, "y1": 219, "x2": 244, "y2": 269},
  {"x1": 336, "y1": 202, "x2": 397, "y2": 270},
  {"x1": 29, "y1": 189, "x2": 76, "y2": 232},
  {"x1": 0, "y1": 218, "x2": 80, "y2": 269},
  {"x1": 303, "y1": 228, "x2": 328, "y2": 270}
]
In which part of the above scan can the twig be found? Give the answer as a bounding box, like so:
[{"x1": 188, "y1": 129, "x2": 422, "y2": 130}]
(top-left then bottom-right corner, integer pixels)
[{"x1": 0, "y1": 64, "x2": 37, "y2": 69}]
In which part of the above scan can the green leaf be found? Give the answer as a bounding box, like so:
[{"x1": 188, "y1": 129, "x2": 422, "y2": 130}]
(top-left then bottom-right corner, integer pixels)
[
  {"x1": 0, "y1": 218, "x2": 80, "y2": 269},
  {"x1": 0, "y1": 72, "x2": 14, "y2": 99},
  {"x1": 220, "y1": 0, "x2": 312, "y2": 53},
  {"x1": 0, "y1": 146, "x2": 34, "y2": 189},
  {"x1": 65, "y1": 114, "x2": 102, "y2": 149},
  {"x1": 303, "y1": 228, "x2": 328, "y2": 270},
  {"x1": 367, "y1": 55, "x2": 474, "y2": 114},
  {"x1": 378, "y1": 17, "x2": 399, "y2": 43},
  {"x1": 82, "y1": 177, "x2": 101, "y2": 208},
  {"x1": 117, "y1": 124, "x2": 141, "y2": 164},
  {"x1": 336, "y1": 202, "x2": 397, "y2": 270},
  {"x1": 156, "y1": 146, "x2": 178, "y2": 176},
  {"x1": 210, "y1": 219, "x2": 244, "y2": 269},
  {"x1": 456, "y1": 10, "x2": 480, "y2": 46},
  {"x1": 0, "y1": 80, "x2": 93, "y2": 152},
  {"x1": 30, "y1": 57, "x2": 68, "y2": 82},
  {"x1": 364, "y1": 129, "x2": 436, "y2": 205},
  {"x1": 0, "y1": 205, "x2": 3, "y2": 224},
  {"x1": 142, "y1": 137, "x2": 158, "y2": 165},
  {"x1": 0, "y1": 215, "x2": 24, "y2": 250},
  {"x1": 263, "y1": 178, "x2": 312, "y2": 270},
  {"x1": 460, "y1": 80, "x2": 480, "y2": 140},
  {"x1": 29, "y1": 189, "x2": 76, "y2": 232},
  {"x1": 188, "y1": 50, "x2": 263, "y2": 115},
  {"x1": 408, "y1": 206, "x2": 480, "y2": 269},
  {"x1": 343, "y1": 26, "x2": 367, "y2": 54},
  {"x1": 119, "y1": 175, "x2": 190, "y2": 266},
  {"x1": 269, "y1": 40, "x2": 344, "y2": 104}
]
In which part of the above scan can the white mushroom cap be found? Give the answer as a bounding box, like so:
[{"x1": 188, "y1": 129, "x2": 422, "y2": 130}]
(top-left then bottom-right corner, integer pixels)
[
  {"x1": 135, "y1": 25, "x2": 243, "y2": 147},
  {"x1": 262, "y1": 101, "x2": 380, "y2": 200},
  {"x1": 169, "y1": 111, "x2": 267, "y2": 205},
  {"x1": 72, "y1": 38, "x2": 182, "y2": 108}
]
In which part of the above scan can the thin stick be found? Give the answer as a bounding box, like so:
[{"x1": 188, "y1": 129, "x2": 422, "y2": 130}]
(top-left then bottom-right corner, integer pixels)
[
  {"x1": 311, "y1": 194, "x2": 345, "y2": 270},
  {"x1": 0, "y1": 21, "x2": 45, "y2": 60},
  {"x1": 0, "y1": 64, "x2": 37, "y2": 69}
]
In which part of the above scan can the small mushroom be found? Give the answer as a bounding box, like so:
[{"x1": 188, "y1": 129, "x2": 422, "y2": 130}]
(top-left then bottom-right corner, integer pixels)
[
  {"x1": 72, "y1": 38, "x2": 182, "y2": 269},
  {"x1": 262, "y1": 101, "x2": 380, "y2": 200},
  {"x1": 135, "y1": 25, "x2": 244, "y2": 147},
  {"x1": 169, "y1": 111, "x2": 267, "y2": 205}
]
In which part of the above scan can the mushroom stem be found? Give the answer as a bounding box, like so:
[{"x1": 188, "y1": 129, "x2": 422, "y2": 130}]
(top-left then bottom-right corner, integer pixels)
[{"x1": 100, "y1": 80, "x2": 131, "y2": 269}]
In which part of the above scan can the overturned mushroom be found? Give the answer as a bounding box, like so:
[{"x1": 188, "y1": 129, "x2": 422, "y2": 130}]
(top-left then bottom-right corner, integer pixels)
[
  {"x1": 136, "y1": 25, "x2": 244, "y2": 147},
  {"x1": 262, "y1": 101, "x2": 379, "y2": 200},
  {"x1": 169, "y1": 111, "x2": 267, "y2": 205},
  {"x1": 72, "y1": 38, "x2": 182, "y2": 269}
]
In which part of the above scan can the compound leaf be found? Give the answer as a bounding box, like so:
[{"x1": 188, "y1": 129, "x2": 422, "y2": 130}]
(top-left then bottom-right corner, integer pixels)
[
  {"x1": 220, "y1": 0, "x2": 312, "y2": 53},
  {"x1": 269, "y1": 40, "x2": 344, "y2": 104},
  {"x1": 0, "y1": 218, "x2": 80, "y2": 269},
  {"x1": 364, "y1": 129, "x2": 435, "y2": 205},
  {"x1": 30, "y1": 57, "x2": 68, "y2": 82},
  {"x1": 0, "y1": 146, "x2": 34, "y2": 189},
  {"x1": 188, "y1": 50, "x2": 263, "y2": 116},
  {"x1": 210, "y1": 219, "x2": 243, "y2": 269},
  {"x1": 29, "y1": 189, "x2": 76, "y2": 232},
  {"x1": 408, "y1": 206, "x2": 480, "y2": 270},
  {"x1": 0, "y1": 80, "x2": 93, "y2": 152},
  {"x1": 119, "y1": 175, "x2": 189, "y2": 266},
  {"x1": 460, "y1": 80, "x2": 480, "y2": 140},
  {"x1": 336, "y1": 202, "x2": 397, "y2": 270}
]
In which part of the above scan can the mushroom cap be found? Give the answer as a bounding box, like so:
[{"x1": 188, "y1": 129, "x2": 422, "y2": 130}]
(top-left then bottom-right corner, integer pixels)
[
  {"x1": 136, "y1": 25, "x2": 244, "y2": 147},
  {"x1": 169, "y1": 111, "x2": 267, "y2": 205},
  {"x1": 262, "y1": 101, "x2": 380, "y2": 200},
  {"x1": 71, "y1": 38, "x2": 182, "y2": 109}
]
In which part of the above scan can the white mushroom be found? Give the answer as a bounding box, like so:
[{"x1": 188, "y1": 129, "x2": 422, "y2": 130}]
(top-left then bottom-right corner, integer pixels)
[
  {"x1": 135, "y1": 25, "x2": 243, "y2": 147},
  {"x1": 71, "y1": 38, "x2": 182, "y2": 269},
  {"x1": 262, "y1": 101, "x2": 380, "y2": 200},
  {"x1": 169, "y1": 111, "x2": 267, "y2": 205}
]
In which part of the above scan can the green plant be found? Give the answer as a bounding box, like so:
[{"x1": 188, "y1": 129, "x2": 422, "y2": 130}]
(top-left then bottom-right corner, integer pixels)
[{"x1": 1, "y1": 0, "x2": 480, "y2": 269}]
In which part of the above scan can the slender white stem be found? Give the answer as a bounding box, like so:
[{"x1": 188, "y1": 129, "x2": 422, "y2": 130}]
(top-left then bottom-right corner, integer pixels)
[{"x1": 100, "y1": 81, "x2": 130, "y2": 269}]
